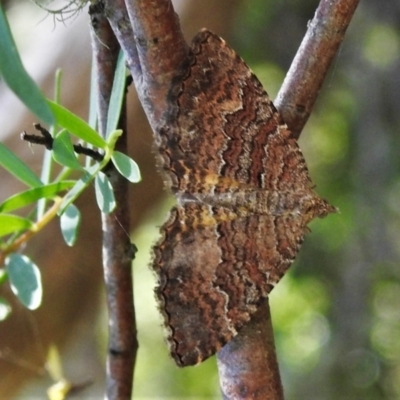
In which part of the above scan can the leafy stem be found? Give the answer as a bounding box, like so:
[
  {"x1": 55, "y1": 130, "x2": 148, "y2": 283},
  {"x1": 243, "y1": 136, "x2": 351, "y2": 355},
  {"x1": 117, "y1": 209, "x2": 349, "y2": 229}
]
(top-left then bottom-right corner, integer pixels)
[{"x1": 0, "y1": 197, "x2": 63, "y2": 266}]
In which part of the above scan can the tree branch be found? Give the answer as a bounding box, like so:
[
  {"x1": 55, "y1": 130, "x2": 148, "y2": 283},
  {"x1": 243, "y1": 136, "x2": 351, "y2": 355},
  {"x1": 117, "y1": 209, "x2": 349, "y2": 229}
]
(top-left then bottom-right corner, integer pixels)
[
  {"x1": 217, "y1": 299, "x2": 283, "y2": 399},
  {"x1": 106, "y1": 0, "x2": 187, "y2": 125},
  {"x1": 90, "y1": 5, "x2": 137, "y2": 399},
  {"x1": 275, "y1": 0, "x2": 360, "y2": 138}
]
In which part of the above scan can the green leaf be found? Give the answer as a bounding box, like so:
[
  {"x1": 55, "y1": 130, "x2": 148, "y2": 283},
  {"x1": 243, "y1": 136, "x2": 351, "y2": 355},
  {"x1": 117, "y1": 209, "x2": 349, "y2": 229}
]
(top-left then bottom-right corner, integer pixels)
[
  {"x1": 52, "y1": 130, "x2": 83, "y2": 170},
  {"x1": 106, "y1": 51, "x2": 127, "y2": 138},
  {"x1": 0, "y1": 297, "x2": 11, "y2": 321},
  {"x1": 0, "y1": 142, "x2": 43, "y2": 188},
  {"x1": 111, "y1": 151, "x2": 141, "y2": 183},
  {"x1": 0, "y1": 214, "x2": 33, "y2": 237},
  {"x1": 60, "y1": 204, "x2": 81, "y2": 246},
  {"x1": 58, "y1": 164, "x2": 99, "y2": 215},
  {"x1": 47, "y1": 101, "x2": 107, "y2": 149},
  {"x1": 95, "y1": 171, "x2": 116, "y2": 214},
  {"x1": 0, "y1": 181, "x2": 75, "y2": 213},
  {"x1": 5, "y1": 253, "x2": 42, "y2": 310},
  {"x1": 88, "y1": 61, "x2": 98, "y2": 130},
  {"x1": 0, "y1": 6, "x2": 54, "y2": 125}
]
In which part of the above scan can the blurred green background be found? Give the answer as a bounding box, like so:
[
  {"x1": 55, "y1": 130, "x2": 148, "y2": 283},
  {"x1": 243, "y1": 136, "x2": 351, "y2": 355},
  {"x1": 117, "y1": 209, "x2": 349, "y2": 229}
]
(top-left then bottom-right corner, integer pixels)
[{"x1": 1, "y1": 0, "x2": 400, "y2": 399}]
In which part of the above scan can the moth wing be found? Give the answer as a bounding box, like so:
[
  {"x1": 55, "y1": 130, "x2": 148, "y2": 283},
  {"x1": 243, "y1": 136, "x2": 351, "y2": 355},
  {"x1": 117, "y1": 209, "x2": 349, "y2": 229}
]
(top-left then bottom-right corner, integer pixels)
[{"x1": 153, "y1": 203, "x2": 308, "y2": 366}]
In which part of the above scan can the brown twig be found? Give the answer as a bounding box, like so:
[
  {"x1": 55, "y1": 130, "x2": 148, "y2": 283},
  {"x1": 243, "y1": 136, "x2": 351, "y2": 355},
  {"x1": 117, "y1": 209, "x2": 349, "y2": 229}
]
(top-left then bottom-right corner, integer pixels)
[
  {"x1": 217, "y1": 299, "x2": 283, "y2": 399},
  {"x1": 103, "y1": 0, "x2": 140, "y2": 88},
  {"x1": 90, "y1": 3, "x2": 137, "y2": 399},
  {"x1": 106, "y1": 0, "x2": 187, "y2": 125},
  {"x1": 275, "y1": 0, "x2": 360, "y2": 139},
  {"x1": 21, "y1": 124, "x2": 104, "y2": 162}
]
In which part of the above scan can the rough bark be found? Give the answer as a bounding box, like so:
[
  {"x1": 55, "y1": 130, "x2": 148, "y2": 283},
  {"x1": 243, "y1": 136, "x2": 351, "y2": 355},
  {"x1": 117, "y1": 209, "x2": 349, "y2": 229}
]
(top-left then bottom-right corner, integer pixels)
[
  {"x1": 275, "y1": 0, "x2": 360, "y2": 139},
  {"x1": 90, "y1": 6, "x2": 137, "y2": 399}
]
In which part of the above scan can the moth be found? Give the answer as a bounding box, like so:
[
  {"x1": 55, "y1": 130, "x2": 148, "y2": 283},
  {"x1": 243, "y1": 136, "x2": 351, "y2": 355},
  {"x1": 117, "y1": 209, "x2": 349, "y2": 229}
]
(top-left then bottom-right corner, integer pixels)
[{"x1": 152, "y1": 29, "x2": 336, "y2": 367}]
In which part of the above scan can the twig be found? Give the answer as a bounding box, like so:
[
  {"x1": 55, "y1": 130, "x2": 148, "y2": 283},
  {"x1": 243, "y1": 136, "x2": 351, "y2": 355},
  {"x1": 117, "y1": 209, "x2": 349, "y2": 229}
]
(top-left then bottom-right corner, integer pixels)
[
  {"x1": 21, "y1": 123, "x2": 104, "y2": 162},
  {"x1": 217, "y1": 299, "x2": 283, "y2": 399},
  {"x1": 105, "y1": 0, "x2": 187, "y2": 125},
  {"x1": 90, "y1": 3, "x2": 137, "y2": 399},
  {"x1": 0, "y1": 197, "x2": 63, "y2": 266},
  {"x1": 275, "y1": 0, "x2": 360, "y2": 139}
]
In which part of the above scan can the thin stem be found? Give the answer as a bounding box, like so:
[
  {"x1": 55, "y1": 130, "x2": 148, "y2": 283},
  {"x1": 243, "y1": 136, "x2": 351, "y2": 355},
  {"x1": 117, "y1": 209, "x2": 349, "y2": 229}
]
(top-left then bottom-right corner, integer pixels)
[
  {"x1": 90, "y1": 4, "x2": 137, "y2": 399},
  {"x1": 0, "y1": 197, "x2": 63, "y2": 266},
  {"x1": 275, "y1": 0, "x2": 360, "y2": 138}
]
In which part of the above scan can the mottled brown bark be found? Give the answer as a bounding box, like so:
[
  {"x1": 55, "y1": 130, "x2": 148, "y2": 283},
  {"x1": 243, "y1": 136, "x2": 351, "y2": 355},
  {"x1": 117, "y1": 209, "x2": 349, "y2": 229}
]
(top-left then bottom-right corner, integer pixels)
[
  {"x1": 90, "y1": 7, "x2": 137, "y2": 399},
  {"x1": 218, "y1": 300, "x2": 283, "y2": 400},
  {"x1": 101, "y1": 152, "x2": 137, "y2": 400},
  {"x1": 107, "y1": 0, "x2": 188, "y2": 126},
  {"x1": 275, "y1": 0, "x2": 360, "y2": 139}
]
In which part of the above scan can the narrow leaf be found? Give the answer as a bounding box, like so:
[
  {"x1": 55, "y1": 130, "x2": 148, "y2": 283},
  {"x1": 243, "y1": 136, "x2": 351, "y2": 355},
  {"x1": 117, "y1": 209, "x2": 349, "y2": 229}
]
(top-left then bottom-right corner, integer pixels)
[
  {"x1": 95, "y1": 171, "x2": 116, "y2": 214},
  {"x1": 111, "y1": 151, "x2": 141, "y2": 183},
  {"x1": 47, "y1": 101, "x2": 107, "y2": 149},
  {"x1": 5, "y1": 254, "x2": 42, "y2": 310},
  {"x1": 0, "y1": 181, "x2": 75, "y2": 213},
  {"x1": 0, "y1": 214, "x2": 33, "y2": 237},
  {"x1": 88, "y1": 60, "x2": 98, "y2": 130},
  {"x1": 52, "y1": 130, "x2": 83, "y2": 170},
  {"x1": 0, "y1": 6, "x2": 54, "y2": 125},
  {"x1": 58, "y1": 164, "x2": 99, "y2": 215},
  {"x1": 60, "y1": 204, "x2": 81, "y2": 246},
  {"x1": 106, "y1": 51, "x2": 126, "y2": 138},
  {"x1": 0, "y1": 142, "x2": 42, "y2": 188}
]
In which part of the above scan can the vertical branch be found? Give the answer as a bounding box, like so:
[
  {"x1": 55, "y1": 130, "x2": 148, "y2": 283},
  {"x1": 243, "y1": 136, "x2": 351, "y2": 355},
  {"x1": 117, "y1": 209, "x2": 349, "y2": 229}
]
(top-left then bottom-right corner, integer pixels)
[
  {"x1": 218, "y1": 299, "x2": 283, "y2": 400},
  {"x1": 123, "y1": 0, "x2": 188, "y2": 123},
  {"x1": 103, "y1": 0, "x2": 141, "y2": 85},
  {"x1": 101, "y1": 108, "x2": 136, "y2": 400},
  {"x1": 90, "y1": 2, "x2": 120, "y2": 134},
  {"x1": 90, "y1": 4, "x2": 137, "y2": 399},
  {"x1": 106, "y1": 0, "x2": 188, "y2": 127}
]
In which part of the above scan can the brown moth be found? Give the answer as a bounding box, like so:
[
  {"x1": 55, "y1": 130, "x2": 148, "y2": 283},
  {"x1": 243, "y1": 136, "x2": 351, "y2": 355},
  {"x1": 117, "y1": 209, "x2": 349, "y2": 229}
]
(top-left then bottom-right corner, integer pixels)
[{"x1": 152, "y1": 29, "x2": 336, "y2": 367}]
